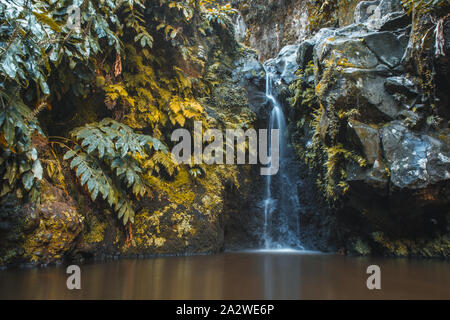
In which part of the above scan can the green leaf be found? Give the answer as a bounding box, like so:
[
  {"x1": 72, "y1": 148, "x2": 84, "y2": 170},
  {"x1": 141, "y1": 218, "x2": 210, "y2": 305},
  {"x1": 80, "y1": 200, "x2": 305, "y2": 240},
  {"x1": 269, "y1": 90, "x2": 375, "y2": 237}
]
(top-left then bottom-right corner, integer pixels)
[
  {"x1": 80, "y1": 170, "x2": 91, "y2": 185},
  {"x1": 65, "y1": 118, "x2": 177, "y2": 225},
  {"x1": 64, "y1": 150, "x2": 76, "y2": 160},
  {"x1": 70, "y1": 156, "x2": 83, "y2": 169}
]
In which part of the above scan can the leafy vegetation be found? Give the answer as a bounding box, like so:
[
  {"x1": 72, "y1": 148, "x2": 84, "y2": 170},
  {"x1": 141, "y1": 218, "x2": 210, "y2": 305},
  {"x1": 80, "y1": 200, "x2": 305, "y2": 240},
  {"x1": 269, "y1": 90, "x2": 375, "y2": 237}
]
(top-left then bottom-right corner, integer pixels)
[
  {"x1": 306, "y1": 0, "x2": 340, "y2": 33},
  {"x1": 0, "y1": 0, "x2": 235, "y2": 229},
  {"x1": 0, "y1": 96, "x2": 43, "y2": 202},
  {"x1": 62, "y1": 119, "x2": 166, "y2": 225},
  {"x1": 289, "y1": 60, "x2": 367, "y2": 202},
  {"x1": 201, "y1": 0, "x2": 238, "y2": 27},
  {"x1": 401, "y1": 0, "x2": 450, "y2": 15}
]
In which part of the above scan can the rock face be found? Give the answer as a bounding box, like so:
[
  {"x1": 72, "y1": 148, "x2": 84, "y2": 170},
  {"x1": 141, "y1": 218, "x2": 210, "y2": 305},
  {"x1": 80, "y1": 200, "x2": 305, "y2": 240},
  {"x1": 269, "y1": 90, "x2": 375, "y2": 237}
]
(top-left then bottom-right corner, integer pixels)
[
  {"x1": 225, "y1": 0, "x2": 449, "y2": 257},
  {"x1": 74, "y1": 166, "x2": 233, "y2": 259},
  {"x1": 232, "y1": 0, "x2": 310, "y2": 60},
  {"x1": 232, "y1": 0, "x2": 365, "y2": 61},
  {"x1": 0, "y1": 182, "x2": 83, "y2": 266},
  {"x1": 232, "y1": 49, "x2": 268, "y2": 122},
  {"x1": 284, "y1": 0, "x2": 450, "y2": 257}
]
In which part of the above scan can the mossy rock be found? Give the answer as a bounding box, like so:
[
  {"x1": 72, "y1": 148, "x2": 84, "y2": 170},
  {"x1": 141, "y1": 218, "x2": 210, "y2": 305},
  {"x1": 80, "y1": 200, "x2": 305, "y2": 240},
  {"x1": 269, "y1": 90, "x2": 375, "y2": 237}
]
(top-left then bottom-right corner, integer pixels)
[{"x1": 0, "y1": 182, "x2": 83, "y2": 266}]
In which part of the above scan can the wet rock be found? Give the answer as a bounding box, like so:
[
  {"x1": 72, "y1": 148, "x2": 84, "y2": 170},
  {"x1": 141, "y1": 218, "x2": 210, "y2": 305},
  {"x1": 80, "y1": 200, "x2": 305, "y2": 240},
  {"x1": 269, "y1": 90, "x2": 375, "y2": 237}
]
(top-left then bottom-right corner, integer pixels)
[
  {"x1": 233, "y1": 52, "x2": 265, "y2": 87},
  {"x1": 316, "y1": 36, "x2": 380, "y2": 69},
  {"x1": 0, "y1": 183, "x2": 83, "y2": 266},
  {"x1": 355, "y1": 0, "x2": 405, "y2": 30},
  {"x1": 277, "y1": 0, "x2": 450, "y2": 258},
  {"x1": 233, "y1": 0, "x2": 309, "y2": 60},
  {"x1": 349, "y1": 120, "x2": 380, "y2": 165},
  {"x1": 382, "y1": 122, "x2": 450, "y2": 190},
  {"x1": 384, "y1": 76, "x2": 418, "y2": 98},
  {"x1": 363, "y1": 31, "x2": 406, "y2": 68},
  {"x1": 232, "y1": 50, "x2": 268, "y2": 119},
  {"x1": 265, "y1": 44, "x2": 301, "y2": 85},
  {"x1": 379, "y1": 12, "x2": 411, "y2": 31},
  {"x1": 296, "y1": 39, "x2": 315, "y2": 70}
]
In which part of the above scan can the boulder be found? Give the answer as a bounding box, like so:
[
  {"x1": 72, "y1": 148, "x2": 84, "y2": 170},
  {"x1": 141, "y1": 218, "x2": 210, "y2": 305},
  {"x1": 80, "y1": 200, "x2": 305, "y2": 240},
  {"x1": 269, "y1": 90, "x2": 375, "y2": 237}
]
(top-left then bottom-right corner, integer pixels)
[
  {"x1": 382, "y1": 122, "x2": 450, "y2": 190},
  {"x1": 349, "y1": 119, "x2": 381, "y2": 165},
  {"x1": 0, "y1": 183, "x2": 83, "y2": 266},
  {"x1": 384, "y1": 76, "x2": 418, "y2": 98},
  {"x1": 363, "y1": 31, "x2": 407, "y2": 68},
  {"x1": 355, "y1": 0, "x2": 405, "y2": 30},
  {"x1": 265, "y1": 44, "x2": 301, "y2": 85},
  {"x1": 296, "y1": 39, "x2": 315, "y2": 70}
]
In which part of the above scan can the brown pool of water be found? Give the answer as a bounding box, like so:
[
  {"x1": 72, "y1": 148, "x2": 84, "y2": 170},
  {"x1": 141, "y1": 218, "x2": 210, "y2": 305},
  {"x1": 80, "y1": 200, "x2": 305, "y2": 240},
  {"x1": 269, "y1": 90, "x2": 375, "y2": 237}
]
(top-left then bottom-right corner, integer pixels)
[{"x1": 0, "y1": 251, "x2": 449, "y2": 300}]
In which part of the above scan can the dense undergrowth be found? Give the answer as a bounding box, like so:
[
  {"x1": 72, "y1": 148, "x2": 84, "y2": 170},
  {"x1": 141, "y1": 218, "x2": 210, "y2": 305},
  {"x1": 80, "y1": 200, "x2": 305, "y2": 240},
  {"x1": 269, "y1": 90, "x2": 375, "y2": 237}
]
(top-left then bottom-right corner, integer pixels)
[{"x1": 0, "y1": 0, "x2": 238, "y2": 229}]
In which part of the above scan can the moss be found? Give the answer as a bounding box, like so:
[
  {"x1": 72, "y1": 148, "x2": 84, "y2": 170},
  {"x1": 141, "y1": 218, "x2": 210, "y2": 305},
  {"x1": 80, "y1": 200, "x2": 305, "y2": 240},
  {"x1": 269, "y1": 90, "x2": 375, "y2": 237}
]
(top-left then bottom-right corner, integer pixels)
[
  {"x1": 145, "y1": 168, "x2": 197, "y2": 206},
  {"x1": 22, "y1": 200, "x2": 83, "y2": 264},
  {"x1": 132, "y1": 208, "x2": 167, "y2": 249},
  {"x1": 306, "y1": 0, "x2": 340, "y2": 33},
  {"x1": 290, "y1": 57, "x2": 367, "y2": 202},
  {"x1": 372, "y1": 231, "x2": 450, "y2": 258},
  {"x1": 82, "y1": 214, "x2": 107, "y2": 244}
]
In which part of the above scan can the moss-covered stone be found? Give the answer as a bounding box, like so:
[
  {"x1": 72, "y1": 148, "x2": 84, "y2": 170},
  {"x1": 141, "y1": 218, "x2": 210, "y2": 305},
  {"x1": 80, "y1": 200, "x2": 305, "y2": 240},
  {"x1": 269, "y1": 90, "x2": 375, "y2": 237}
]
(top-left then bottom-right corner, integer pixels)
[{"x1": 0, "y1": 181, "x2": 83, "y2": 267}]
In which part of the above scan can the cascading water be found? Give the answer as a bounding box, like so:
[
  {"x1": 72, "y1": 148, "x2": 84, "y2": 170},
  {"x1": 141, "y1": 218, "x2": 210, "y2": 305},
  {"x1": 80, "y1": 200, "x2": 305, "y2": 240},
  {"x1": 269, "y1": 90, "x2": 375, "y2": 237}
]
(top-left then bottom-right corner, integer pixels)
[
  {"x1": 233, "y1": 13, "x2": 247, "y2": 43},
  {"x1": 262, "y1": 66, "x2": 303, "y2": 250}
]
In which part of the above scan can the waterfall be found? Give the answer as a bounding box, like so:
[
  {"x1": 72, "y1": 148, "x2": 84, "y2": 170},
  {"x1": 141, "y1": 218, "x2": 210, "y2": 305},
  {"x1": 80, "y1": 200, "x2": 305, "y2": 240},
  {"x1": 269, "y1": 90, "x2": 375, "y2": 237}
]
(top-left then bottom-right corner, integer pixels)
[
  {"x1": 233, "y1": 12, "x2": 247, "y2": 43},
  {"x1": 262, "y1": 66, "x2": 303, "y2": 250}
]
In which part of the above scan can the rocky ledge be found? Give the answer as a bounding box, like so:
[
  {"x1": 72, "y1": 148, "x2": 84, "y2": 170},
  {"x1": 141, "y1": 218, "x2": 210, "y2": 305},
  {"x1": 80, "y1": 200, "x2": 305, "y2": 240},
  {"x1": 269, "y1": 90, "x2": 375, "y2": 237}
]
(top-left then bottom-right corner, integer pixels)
[{"x1": 260, "y1": 0, "x2": 449, "y2": 257}]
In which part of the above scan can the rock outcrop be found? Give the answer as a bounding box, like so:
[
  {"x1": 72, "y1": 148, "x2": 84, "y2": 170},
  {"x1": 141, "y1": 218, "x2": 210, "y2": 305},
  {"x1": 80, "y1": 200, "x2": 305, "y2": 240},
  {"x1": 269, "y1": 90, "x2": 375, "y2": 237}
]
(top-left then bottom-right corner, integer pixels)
[
  {"x1": 284, "y1": 0, "x2": 450, "y2": 257},
  {"x1": 0, "y1": 182, "x2": 83, "y2": 266},
  {"x1": 232, "y1": 0, "x2": 310, "y2": 60}
]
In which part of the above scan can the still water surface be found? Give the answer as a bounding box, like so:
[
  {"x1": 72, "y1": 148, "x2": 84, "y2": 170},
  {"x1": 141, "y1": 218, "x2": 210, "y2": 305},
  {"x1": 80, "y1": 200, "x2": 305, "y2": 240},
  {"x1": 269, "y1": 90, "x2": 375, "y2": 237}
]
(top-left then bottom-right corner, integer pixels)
[{"x1": 0, "y1": 251, "x2": 449, "y2": 299}]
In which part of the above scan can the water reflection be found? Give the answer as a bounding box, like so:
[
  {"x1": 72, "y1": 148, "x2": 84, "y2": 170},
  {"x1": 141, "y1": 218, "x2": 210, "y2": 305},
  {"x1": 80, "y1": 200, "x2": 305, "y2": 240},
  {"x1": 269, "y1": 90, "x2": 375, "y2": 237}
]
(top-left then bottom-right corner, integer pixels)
[{"x1": 0, "y1": 253, "x2": 448, "y2": 299}]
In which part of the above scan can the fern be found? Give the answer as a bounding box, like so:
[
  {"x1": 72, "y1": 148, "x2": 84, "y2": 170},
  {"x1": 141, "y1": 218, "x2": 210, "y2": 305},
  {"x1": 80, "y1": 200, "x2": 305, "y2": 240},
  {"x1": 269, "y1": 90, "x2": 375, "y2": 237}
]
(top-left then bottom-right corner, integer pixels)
[
  {"x1": 64, "y1": 119, "x2": 167, "y2": 225},
  {"x1": 142, "y1": 151, "x2": 178, "y2": 176},
  {"x1": 0, "y1": 0, "x2": 229, "y2": 205},
  {"x1": 0, "y1": 91, "x2": 43, "y2": 202}
]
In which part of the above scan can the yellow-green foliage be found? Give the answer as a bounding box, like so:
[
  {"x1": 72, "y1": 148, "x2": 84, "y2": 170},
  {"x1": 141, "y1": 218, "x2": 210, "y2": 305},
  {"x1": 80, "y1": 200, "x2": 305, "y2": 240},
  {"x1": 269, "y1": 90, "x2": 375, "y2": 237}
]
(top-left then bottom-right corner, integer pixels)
[
  {"x1": 401, "y1": 0, "x2": 450, "y2": 15},
  {"x1": 353, "y1": 238, "x2": 371, "y2": 255},
  {"x1": 306, "y1": 105, "x2": 366, "y2": 201},
  {"x1": 306, "y1": 0, "x2": 339, "y2": 33},
  {"x1": 289, "y1": 61, "x2": 318, "y2": 111},
  {"x1": 63, "y1": 119, "x2": 166, "y2": 225},
  {"x1": 130, "y1": 161, "x2": 240, "y2": 250},
  {"x1": 102, "y1": 44, "x2": 208, "y2": 137},
  {"x1": 82, "y1": 214, "x2": 107, "y2": 244},
  {"x1": 290, "y1": 56, "x2": 368, "y2": 202},
  {"x1": 0, "y1": 0, "x2": 235, "y2": 209},
  {"x1": 372, "y1": 231, "x2": 450, "y2": 257},
  {"x1": 307, "y1": 0, "x2": 364, "y2": 32},
  {"x1": 133, "y1": 208, "x2": 168, "y2": 248},
  {"x1": 201, "y1": 0, "x2": 238, "y2": 27},
  {"x1": 1, "y1": 0, "x2": 247, "y2": 259},
  {"x1": 323, "y1": 144, "x2": 367, "y2": 200}
]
